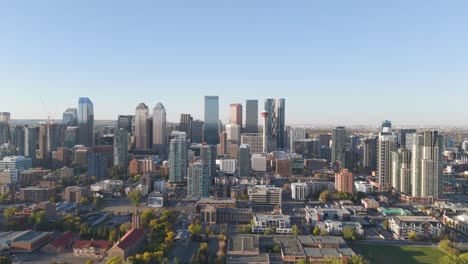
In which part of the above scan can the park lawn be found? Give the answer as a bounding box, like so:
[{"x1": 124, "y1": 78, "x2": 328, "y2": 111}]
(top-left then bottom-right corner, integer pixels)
[{"x1": 352, "y1": 245, "x2": 446, "y2": 264}]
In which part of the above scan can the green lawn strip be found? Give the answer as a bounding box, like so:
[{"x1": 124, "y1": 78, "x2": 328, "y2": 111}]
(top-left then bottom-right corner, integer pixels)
[{"x1": 351, "y1": 244, "x2": 446, "y2": 264}]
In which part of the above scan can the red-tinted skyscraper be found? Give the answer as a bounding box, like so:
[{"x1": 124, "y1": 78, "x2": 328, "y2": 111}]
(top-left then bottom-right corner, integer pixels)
[{"x1": 229, "y1": 103, "x2": 242, "y2": 128}]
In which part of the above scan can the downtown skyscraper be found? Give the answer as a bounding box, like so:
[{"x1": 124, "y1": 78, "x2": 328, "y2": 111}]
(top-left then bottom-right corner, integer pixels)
[
  {"x1": 78, "y1": 97, "x2": 94, "y2": 147},
  {"x1": 180, "y1": 114, "x2": 193, "y2": 143},
  {"x1": 264, "y1": 98, "x2": 286, "y2": 150},
  {"x1": 229, "y1": 103, "x2": 242, "y2": 128},
  {"x1": 135, "y1": 103, "x2": 149, "y2": 150},
  {"x1": 238, "y1": 144, "x2": 251, "y2": 177},
  {"x1": 62, "y1": 108, "x2": 78, "y2": 126},
  {"x1": 204, "y1": 96, "x2": 219, "y2": 145},
  {"x1": 245, "y1": 100, "x2": 258, "y2": 133},
  {"x1": 152, "y1": 103, "x2": 167, "y2": 154}
]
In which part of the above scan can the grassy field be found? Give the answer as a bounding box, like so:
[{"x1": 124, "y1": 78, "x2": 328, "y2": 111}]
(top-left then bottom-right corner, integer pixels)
[{"x1": 352, "y1": 245, "x2": 446, "y2": 264}]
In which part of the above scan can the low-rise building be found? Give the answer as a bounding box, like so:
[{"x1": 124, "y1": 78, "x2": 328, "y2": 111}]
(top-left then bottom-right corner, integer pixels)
[
  {"x1": 361, "y1": 198, "x2": 379, "y2": 209},
  {"x1": 90, "y1": 179, "x2": 123, "y2": 193},
  {"x1": 389, "y1": 216, "x2": 445, "y2": 239},
  {"x1": 0, "y1": 230, "x2": 52, "y2": 253},
  {"x1": 305, "y1": 206, "x2": 351, "y2": 225},
  {"x1": 252, "y1": 214, "x2": 291, "y2": 234},
  {"x1": 291, "y1": 182, "x2": 309, "y2": 200},
  {"x1": 354, "y1": 181, "x2": 374, "y2": 194},
  {"x1": 65, "y1": 186, "x2": 89, "y2": 203},
  {"x1": 41, "y1": 232, "x2": 75, "y2": 254},
  {"x1": 442, "y1": 214, "x2": 468, "y2": 236},
  {"x1": 316, "y1": 220, "x2": 364, "y2": 236},
  {"x1": 19, "y1": 187, "x2": 55, "y2": 202},
  {"x1": 72, "y1": 240, "x2": 111, "y2": 258},
  {"x1": 248, "y1": 185, "x2": 282, "y2": 207}
]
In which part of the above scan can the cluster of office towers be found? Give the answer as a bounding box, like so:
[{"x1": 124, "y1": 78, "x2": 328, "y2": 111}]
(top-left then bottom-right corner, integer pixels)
[
  {"x1": 332, "y1": 122, "x2": 443, "y2": 198},
  {"x1": 114, "y1": 97, "x2": 286, "y2": 199}
]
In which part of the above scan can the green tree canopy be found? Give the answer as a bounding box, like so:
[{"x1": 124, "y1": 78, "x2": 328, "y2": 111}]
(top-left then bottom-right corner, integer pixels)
[{"x1": 128, "y1": 188, "x2": 143, "y2": 207}]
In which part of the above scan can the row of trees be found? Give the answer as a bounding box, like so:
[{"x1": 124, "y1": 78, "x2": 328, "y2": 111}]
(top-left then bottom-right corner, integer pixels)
[
  {"x1": 319, "y1": 190, "x2": 367, "y2": 203},
  {"x1": 438, "y1": 240, "x2": 468, "y2": 264}
]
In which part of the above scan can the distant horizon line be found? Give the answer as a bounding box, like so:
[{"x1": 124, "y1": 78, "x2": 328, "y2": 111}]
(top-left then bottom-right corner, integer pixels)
[{"x1": 8, "y1": 119, "x2": 468, "y2": 128}]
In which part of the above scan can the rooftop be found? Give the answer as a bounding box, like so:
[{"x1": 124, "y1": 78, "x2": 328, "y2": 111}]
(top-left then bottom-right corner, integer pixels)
[
  {"x1": 228, "y1": 236, "x2": 259, "y2": 253},
  {"x1": 73, "y1": 240, "x2": 110, "y2": 249},
  {"x1": 227, "y1": 253, "x2": 269, "y2": 263},
  {"x1": 49, "y1": 232, "x2": 74, "y2": 248},
  {"x1": 275, "y1": 237, "x2": 305, "y2": 257},
  {"x1": 254, "y1": 214, "x2": 290, "y2": 222},
  {"x1": 113, "y1": 228, "x2": 145, "y2": 250},
  {"x1": 392, "y1": 215, "x2": 440, "y2": 223}
]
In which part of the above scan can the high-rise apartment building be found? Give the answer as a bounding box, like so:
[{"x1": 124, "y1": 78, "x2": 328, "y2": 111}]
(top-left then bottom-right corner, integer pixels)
[
  {"x1": 24, "y1": 126, "x2": 38, "y2": 159},
  {"x1": 377, "y1": 132, "x2": 397, "y2": 188},
  {"x1": 264, "y1": 98, "x2": 286, "y2": 150},
  {"x1": 411, "y1": 131, "x2": 443, "y2": 198},
  {"x1": 114, "y1": 128, "x2": 128, "y2": 169},
  {"x1": 391, "y1": 148, "x2": 411, "y2": 194},
  {"x1": 204, "y1": 96, "x2": 219, "y2": 145},
  {"x1": 332, "y1": 126, "x2": 347, "y2": 165},
  {"x1": 398, "y1": 129, "x2": 417, "y2": 148},
  {"x1": 169, "y1": 132, "x2": 187, "y2": 183},
  {"x1": 78, "y1": 97, "x2": 94, "y2": 147},
  {"x1": 135, "y1": 103, "x2": 149, "y2": 150},
  {"x1": 229, "y1": 103, "x2": 242, "y2": 128},
  {"x1": 245, "y1": 100, "x2": 258, "y2": 133},
  {"x1": 62, "y1": 108, "x2": 78, "y2": 126},
  {"x1": 238, "y1": 144, "x2": 251, "y2": 177},
  {"x1": 187, "y1": 161, "x2": 210, "y2": 199},
  {"x1": 152, "y1": 103, "x2": 167, "y2": 153},
  {"x1": 335, "y1": 169, "x2": 354, "y2": 193}
]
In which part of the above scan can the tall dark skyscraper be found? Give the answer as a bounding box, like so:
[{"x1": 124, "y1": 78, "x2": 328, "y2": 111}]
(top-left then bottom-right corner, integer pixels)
[
  {"x1": 398, "y1": 129, "x2": 417, "y2": 148},
  {"x1": 78, "y1": 97, "x2": 94, "y2": 147},
  {"x1": 245, "y1": 100, "x2": 258, "y2": 133},
  {"x1": 191, "y1": 120, "x2": 204, "y2": 144},
  {"x1": 264, "y1": 98, "x2": 286, "y2": 150},
  {"x1": 204, "y1": 96, "x2": 219, "y2": 145},
  {"x1": 332, "y1": 126, "x2": 347, "y2": 165},
  {"x1": 180, "y1": 114, "x2": 193, "y2": 142},
  {"x1": 363, "y1": 137, "x2": 378, "y2": 173}
]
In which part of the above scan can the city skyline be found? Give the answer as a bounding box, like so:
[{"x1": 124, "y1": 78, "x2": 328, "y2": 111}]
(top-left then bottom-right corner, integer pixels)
[{"x1": 1, "y1": 1, "x2": 467, "y2": 126}]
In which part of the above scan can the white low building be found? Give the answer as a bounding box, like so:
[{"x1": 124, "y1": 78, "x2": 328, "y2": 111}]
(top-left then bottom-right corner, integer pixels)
[
  {"x1": 354, "y1": 181, "x2": 373, "y2": 194},
  {"x1": 252, "y1": 214, "x2": 291, "y2": 234},
  {"x1": 219, "y1": 159, "x2": 237, "y2": 175},
  {"x1": 291, "y1": 182, "x2": 309, "y2": 200}
]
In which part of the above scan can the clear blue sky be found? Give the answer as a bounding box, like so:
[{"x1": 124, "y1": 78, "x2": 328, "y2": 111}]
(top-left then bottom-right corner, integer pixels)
[{"x1": 0, "y1": 1, "x2": 467, "y2": 126}]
